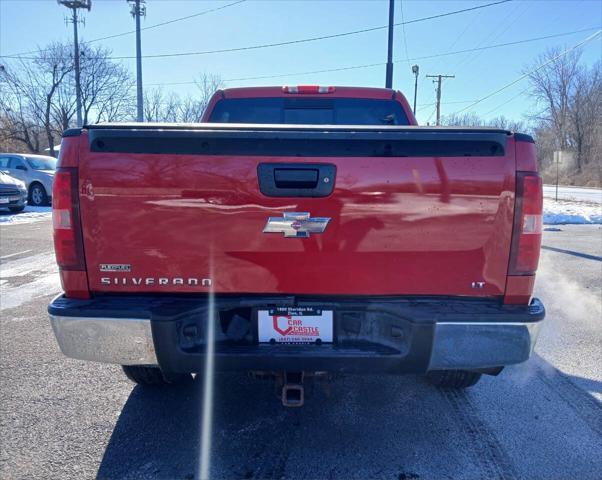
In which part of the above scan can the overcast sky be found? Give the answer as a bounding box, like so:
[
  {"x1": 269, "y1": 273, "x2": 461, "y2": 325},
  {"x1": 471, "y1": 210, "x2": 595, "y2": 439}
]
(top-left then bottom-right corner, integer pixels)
[{"x1": 1, "y1": 0, "x2": 600, "y2": 125}]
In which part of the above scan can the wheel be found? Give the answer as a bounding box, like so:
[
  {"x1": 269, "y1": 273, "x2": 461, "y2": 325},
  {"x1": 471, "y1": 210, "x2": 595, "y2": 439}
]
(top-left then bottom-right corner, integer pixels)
[
  {"x1": 122, "y1": 365, "x2": 192, "y2": 386},
  {"x1": 426, "y1": 370, "x2": 482, "y2": 389},
  {"x1": 29, "y1": 183, "x2": 48, "y2": 206},
  {"x1": 8, "y1": 206, "x2": 25, "y2": 213}
]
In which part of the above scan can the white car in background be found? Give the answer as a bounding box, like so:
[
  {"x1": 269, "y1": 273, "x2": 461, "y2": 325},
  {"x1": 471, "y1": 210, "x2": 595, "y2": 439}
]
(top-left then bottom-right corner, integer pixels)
[
  {"x1": 0, "y1": 153, "x2": 56, "y2": 206},
  {"x1": 0, "y1": 171, "x2": 27, "y2": 213}
]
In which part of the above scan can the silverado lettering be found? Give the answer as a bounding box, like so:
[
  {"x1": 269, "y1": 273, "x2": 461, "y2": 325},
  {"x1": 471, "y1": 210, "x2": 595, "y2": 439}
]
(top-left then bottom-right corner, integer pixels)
[
  {"x1": 100, "y1": 277, "x2": 212, "y2": 286},
  {"x1": 48, "y1": 86, "x2": 545, "y2": 406}
]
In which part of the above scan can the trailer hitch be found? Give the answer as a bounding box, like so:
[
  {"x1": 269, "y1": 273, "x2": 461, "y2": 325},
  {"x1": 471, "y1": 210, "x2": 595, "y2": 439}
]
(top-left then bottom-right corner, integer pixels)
[
  {"x1": 249, "y1": 370, "x2": 334, "y2": 407},
  {"x1": 281, "y1": 371, "x2": 304, "y2": 407}
]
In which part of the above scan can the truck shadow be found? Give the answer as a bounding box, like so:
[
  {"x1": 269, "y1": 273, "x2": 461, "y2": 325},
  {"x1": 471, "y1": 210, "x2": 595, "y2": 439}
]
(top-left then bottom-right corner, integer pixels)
[
  {"x1": 97, "y1": 356, "x2": 602, "y2": 480},
  {"x1": 96, "y1": 381, "x2": 201, "y2": 480},
  {"x1": 97, "y1": 372, "x2": 421, "y2": 480}
]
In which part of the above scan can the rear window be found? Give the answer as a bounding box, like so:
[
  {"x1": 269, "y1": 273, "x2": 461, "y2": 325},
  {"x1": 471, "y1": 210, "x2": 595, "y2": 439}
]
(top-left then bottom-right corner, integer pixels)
[{"x1": 208, "y1": 97, "x2": 409, "y2": 125}]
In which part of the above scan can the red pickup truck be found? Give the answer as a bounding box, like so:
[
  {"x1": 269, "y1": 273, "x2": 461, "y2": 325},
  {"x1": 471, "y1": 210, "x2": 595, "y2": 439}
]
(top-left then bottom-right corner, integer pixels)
[{"x1": 48, "y1": 86, "x2": 544, "y2": 406}]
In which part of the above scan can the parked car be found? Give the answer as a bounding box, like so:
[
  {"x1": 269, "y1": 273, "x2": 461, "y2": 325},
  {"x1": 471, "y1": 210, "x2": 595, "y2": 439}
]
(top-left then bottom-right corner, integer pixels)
[
  {"x1": 0, "y1": 153, "x2": 56, "y2": 206},
  {"x1": 48, "y1": 86, "x2": 544, "y2": 407},
  {"x1": 0, "y1": 171, "x2": 27, "y2": 213}
]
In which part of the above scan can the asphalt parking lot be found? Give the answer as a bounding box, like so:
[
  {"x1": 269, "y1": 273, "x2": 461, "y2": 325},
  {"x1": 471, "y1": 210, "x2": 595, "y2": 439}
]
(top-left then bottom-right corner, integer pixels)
[{"x1": 0, "y1": 218, "x2": 601, "y2": 480}]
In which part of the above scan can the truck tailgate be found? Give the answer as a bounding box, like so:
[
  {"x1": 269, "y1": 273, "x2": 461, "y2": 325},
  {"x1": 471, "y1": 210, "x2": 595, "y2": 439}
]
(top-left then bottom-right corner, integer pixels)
[{"x1": 78, "y1": 124, "x2": 515, "y2": 297}]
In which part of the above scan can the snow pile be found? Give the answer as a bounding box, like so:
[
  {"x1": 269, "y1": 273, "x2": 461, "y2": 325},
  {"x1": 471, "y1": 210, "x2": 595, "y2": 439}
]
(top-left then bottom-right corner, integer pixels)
[
  {"x1": 544, "y1": 199, "x2": 602, "y2": 225},
  {"x1": 0, "y1": 206, "x2": 52, "y2": 226}
]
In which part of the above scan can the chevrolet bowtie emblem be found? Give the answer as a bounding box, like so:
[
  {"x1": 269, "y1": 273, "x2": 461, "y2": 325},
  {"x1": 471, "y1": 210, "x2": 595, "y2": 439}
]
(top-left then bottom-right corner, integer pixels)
[{"x1": 263, "y1": 212, "x2": 330, "y2": 238}]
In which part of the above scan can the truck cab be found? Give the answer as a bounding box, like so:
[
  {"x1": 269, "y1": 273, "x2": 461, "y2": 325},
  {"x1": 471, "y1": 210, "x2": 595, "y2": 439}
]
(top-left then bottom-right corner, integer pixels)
[{"x1": 202, "y1": 86, "x2": 417, "y2": 125}]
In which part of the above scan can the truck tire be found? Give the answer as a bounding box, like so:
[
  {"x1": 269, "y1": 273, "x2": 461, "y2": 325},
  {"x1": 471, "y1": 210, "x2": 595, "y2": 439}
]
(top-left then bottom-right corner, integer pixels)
[
  {"x1": 426, "y1": 370, "x2": 482, "y2": 389},
  {"x1": 122, "y1": 365, "x2": 192, "y2": 386}
]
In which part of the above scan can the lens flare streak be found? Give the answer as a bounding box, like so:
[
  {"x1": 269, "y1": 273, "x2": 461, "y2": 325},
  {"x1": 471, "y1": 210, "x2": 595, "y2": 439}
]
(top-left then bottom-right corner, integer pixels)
[{"x1": 198, "y1": 259, "x2": 215, "y2": 480}]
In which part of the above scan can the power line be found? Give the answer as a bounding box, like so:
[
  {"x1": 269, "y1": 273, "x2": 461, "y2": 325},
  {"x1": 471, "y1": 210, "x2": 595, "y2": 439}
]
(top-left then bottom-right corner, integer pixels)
[
  {"x1": 114, "y1": 0, "x2": 513, "y2": 60},
  {"x1": 453, "y1": 29, "x2": 602, "y2": 115},
  {"x1": 439, "y1": 3, "x2": 484, "y2": 71},
  {"x1": 399, "y1": 0, "x2": 411, "y2": 68},
  {"x1": 0, "y1": 0, "x2": 512, "y2": 61},
  {"x1": 481, "y1": 86, "x2": 530, "y2": 116},
  {"x1": 146, "y1": 62, "x2": 385, "y2": 87},
  {"x1": 137, "y1": 26, "x2": 599, "y2": 87},
  {"x1": 88, "y1": 0, "x2": 247, "y2": 44},
  {"x1": 471, "y1": 3, "x2": 589, "y2": 113},
  {"x1": 453, "y1": 0, "x2": 528, "y2": 71},
  {"x1": 396, "y1": 26, "x2": 599, "y2": 64},
  {"x1": 11, "y1": 23, "x2": 596, "y2": 68},
  {"x1": 426, "y1": 106, "x2": 437, "y2": 124},
  {"x1": 1, "y1": 0, "x2": 247, "y2": 58},
  {"x1": 416, "y1": 100, "x2": 476, "y2": 113}
]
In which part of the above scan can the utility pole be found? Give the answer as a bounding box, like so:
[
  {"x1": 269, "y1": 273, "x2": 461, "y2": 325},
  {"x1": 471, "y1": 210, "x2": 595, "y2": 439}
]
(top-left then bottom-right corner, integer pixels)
[
  {"x1": 58, "y1": 0, "x2": 91, "y2": 128},
  {"x1": 385, "y1": 0, "x2": 395, "y2": 88},
  {"x1": 426, "y1": 74, "x2": 454, "y2": 126},
  {"x1": 411, "y1": 65, "x2": 419, "y2": 115},
  {"x1": 129, "y1": 0, "x2": 146, "y2": 122}
]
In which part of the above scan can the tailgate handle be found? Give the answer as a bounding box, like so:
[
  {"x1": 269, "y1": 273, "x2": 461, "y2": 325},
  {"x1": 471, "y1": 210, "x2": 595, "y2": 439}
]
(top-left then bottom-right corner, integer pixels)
[
  {"x1": 258, "y1": 163, "x2": 336, "y2": 198},
  {"x1": 274, "y1": 168, "x2": 318, "y2": 188}
]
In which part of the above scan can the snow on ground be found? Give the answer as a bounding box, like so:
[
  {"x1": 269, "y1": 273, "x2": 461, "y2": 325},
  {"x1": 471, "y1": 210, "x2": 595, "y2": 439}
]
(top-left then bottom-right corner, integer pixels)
[
  {"x1": 0, "y1": 206, "x2": 52, "y2": 226},
  {"x1": 543, "y1": 185, "x2": 602, "y2": 204},
  {"x1": 544, "y1": 198, "x2": 602, "y2": 225},
  {"x1": 0, "y1": 251, "x2": 60, "y2": 311}
]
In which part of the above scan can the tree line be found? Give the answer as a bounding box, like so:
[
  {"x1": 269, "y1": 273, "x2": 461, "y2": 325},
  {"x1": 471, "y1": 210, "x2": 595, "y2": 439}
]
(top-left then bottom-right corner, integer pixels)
[
  {"x1": 1, "y1": 42, "x2": 599, "y2": 186},
  {"x1": 0, "y1": 42, "x2": 221, "y2": 156},
  {"x1": 443, "y1": 48, "x2": 601, "y2": 187}
]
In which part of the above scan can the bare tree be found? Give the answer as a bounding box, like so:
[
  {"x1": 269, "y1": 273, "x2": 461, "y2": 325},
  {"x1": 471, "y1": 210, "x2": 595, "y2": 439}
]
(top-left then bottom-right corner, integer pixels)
[
  {"x1": 440, "y1": 112, "x2": 483, "y2": 127},
  {"x1": 143, "y1": 88, "x2": 198, "y2": 122},
  {"x1": 1, "y1": 42, "x2": 135, "y2": 155},
  {"x1": 143, "y1": 88, "x2": 168, "y2": 122},
  {"x1": 569, "y1": 62, "x2": 601, "y2": 171},
  {"x1": 526, "y1": 47, "x2": 600, "y2": 183},
  {"x1": 80, "y1": 44, "x2": 136, "y2": 124},
  {"x1": 178, "y1": 95, "x2": 205, "y2": 123},
  {"x1": 194, "y1": 72, "x2": 223, "y2": 118},
  {"x1": 143, "y1": 73, "x2": 223, "y2": 123},
  {"x1": 52, "y1": 43, "x2": 135, "y2": 128},
  {"x1": 526, "y1": 47, "x2": 581, "y2": 153},
  {"x1": 487, "y1": 115, "x2": 528, "y2": 133},
  {"x1": 1, "y1": 43, "x2": 74, "y2": 155},
  {"x1": 0, "y1": 71, "x2": 45, "y2": 153},
  {"x1": 441, "y1": 113, "x2": 528, "y2": 134}
]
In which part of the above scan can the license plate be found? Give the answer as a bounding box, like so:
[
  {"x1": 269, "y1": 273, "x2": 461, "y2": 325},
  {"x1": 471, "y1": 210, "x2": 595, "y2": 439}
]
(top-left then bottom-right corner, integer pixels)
[
  {"x1": 0, "y1": 197, "x2": 9, "y2": 204},
  {"x1": 258, "y1": 307, "x2": 333, "y2": 344}
]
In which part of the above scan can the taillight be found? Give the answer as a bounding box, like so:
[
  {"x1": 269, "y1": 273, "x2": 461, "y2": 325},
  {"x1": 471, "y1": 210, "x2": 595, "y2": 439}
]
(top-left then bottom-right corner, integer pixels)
[
  {"x1": 282, "y1": 85, "x2": 335, "y2": 94},
  {"x1": 53, "y1": 167, "x2": 85, "y2": 270},
  {"x1": 509, "y1": 172, "x2": 543, "y2": 275}
]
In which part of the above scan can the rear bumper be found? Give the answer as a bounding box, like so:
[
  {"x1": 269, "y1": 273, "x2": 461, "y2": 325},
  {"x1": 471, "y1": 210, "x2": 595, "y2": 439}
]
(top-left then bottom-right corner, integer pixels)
[{"x1": 48, "y1": 294, "x2": 545, "y2": 374}]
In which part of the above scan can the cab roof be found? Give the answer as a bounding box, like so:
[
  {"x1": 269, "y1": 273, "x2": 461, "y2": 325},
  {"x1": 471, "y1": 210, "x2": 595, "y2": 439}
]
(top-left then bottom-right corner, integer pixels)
[{"x1": 219, "y1": 86, "x2": 399, "y2": 100}]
